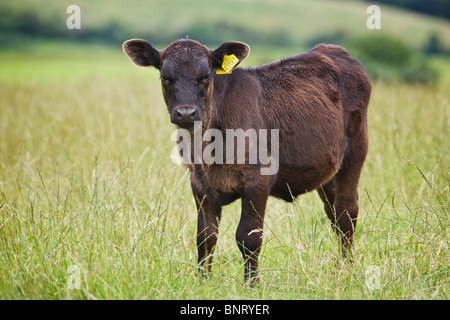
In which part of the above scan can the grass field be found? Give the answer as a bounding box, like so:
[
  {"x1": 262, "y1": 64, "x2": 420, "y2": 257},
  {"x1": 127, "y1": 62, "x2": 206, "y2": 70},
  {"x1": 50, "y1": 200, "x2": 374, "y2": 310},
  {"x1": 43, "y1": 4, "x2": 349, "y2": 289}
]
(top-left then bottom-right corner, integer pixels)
[
  {"x1": 0, "y1": 42, "x2": 448, "y2": 300},
  {"x1": 0, "y1": 0, "x2": 449, "y2": 302}
]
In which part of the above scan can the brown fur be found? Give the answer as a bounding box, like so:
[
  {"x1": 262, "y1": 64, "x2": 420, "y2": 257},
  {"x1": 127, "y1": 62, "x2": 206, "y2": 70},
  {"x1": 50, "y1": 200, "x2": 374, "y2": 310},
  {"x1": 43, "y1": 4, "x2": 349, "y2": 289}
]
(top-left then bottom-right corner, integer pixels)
[{"x1": 123, "y1": 39, "x2": 371, "y2": 285}]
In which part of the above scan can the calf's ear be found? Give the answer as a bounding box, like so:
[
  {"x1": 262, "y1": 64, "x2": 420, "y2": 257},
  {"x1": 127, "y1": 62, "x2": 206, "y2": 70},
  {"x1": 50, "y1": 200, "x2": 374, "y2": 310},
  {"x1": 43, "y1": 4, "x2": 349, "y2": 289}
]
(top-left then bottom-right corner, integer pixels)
[
  {"x1": 123, "y1": 39, "x2": 161, "y2": 69},
  {"x1": 211, "y1": 41, "x2": 250, "y2": 70}
]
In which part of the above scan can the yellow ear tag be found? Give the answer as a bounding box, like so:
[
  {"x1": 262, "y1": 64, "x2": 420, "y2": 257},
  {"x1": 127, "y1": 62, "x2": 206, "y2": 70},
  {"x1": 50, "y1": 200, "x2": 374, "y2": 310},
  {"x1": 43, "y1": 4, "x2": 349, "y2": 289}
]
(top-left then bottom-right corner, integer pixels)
[{"x1": 216, "y1": 54, "x2": 239, "y2": 74}]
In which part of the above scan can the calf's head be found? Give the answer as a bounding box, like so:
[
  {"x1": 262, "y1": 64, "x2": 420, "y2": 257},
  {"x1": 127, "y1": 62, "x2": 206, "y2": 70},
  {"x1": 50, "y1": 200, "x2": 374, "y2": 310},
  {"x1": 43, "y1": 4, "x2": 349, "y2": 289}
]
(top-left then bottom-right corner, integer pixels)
[{"x1": 123, "y1": 39, "x2": 250, "y2": 128}]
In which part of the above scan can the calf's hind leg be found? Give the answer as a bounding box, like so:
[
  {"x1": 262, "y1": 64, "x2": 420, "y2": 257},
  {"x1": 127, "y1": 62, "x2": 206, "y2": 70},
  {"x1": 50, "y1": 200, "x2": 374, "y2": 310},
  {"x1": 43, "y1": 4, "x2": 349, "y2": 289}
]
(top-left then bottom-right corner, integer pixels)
[
  {"x1": 317, "y1": 179, "x2": 337, "y2": 224},
  {"x1": 318, "y1": 178, "x2": 353, "y2": 256},
  {"x1": 318, "y1": 104, "x2": 368, "y2": 257},
  {"x1": 318, "y1": 170, "x2": 361, "y2": 257},
  {"x1": 318, "y1": 144, "x2": 367, "y2": 257},
  {"x1": 333, "y1": 166, "x2": 363, "y2": 258}
]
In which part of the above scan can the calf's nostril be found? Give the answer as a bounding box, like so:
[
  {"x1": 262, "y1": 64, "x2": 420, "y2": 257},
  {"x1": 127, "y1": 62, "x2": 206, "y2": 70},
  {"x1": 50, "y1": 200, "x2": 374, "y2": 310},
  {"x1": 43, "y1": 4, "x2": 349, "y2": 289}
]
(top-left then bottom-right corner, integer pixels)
[{"x1": 176, "y1": 107, "x2": 196, "y2": 120}]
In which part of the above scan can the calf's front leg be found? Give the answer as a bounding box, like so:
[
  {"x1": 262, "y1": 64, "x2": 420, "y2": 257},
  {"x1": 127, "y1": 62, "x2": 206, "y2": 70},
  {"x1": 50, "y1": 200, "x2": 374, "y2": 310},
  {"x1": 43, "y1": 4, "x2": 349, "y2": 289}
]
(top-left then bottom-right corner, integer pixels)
[
  {"x1": 236, "y1": 184, "x2": 269, "y2": 286},
  {"x1": 195, "y1": 193, "x2": 222, "y2": 277}
]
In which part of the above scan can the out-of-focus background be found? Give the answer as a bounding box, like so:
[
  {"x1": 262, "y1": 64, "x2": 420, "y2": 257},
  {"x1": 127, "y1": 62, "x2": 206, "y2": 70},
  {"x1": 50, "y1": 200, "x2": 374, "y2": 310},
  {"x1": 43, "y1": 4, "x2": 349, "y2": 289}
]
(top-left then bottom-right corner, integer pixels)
[
  {"x1": 0, "y1": 0, "x2": 448, "y2": 300},
  {"x1": 1, "y1": 0, "x2": 450, "y2": 83}
]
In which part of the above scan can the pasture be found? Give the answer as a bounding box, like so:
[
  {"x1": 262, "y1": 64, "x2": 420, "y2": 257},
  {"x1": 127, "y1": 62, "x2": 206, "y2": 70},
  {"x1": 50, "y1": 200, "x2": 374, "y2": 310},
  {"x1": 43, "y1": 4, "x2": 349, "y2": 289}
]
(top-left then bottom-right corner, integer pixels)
[{"x1": 0, "y1": 43, "x2": 448, "y2": 299}]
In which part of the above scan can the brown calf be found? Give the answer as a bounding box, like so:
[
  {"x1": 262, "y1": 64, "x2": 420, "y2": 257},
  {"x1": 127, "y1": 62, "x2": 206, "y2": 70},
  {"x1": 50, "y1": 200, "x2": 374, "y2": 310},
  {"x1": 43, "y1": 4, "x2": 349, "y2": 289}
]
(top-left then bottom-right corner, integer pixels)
[{"x1": 123, "y1": 38, "x2": 371, "y2": 285}]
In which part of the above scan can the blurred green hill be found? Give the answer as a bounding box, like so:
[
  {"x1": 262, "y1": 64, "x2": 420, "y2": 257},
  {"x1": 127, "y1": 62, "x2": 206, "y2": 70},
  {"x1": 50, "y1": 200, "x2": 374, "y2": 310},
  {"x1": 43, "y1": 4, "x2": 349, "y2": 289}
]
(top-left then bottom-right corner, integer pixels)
[
  {"x1": 1, "y1": 0, "x2": 449, "y2": 83},
  {"x1": 1, "y1": 0, "x2": 449, "y2": 49}
]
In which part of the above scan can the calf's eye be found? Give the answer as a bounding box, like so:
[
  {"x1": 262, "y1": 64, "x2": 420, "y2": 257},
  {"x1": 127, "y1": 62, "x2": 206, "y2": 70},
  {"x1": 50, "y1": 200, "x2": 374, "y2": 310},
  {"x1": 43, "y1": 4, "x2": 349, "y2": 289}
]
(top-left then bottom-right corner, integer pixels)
[
  {"x1": 198, "y1": 74, "x2": 210, "y2": 85},
  {"x1": 161, "y1": 77, "x2": 172, "y2": 85}
]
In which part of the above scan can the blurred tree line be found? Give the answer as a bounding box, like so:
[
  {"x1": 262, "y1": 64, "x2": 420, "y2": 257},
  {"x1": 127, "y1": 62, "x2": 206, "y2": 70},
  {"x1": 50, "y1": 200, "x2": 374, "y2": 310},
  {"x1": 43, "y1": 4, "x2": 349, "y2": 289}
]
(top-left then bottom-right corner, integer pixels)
[
  {"x1": 307, "y1": 32, "x2": 440, "y2": 85},
  {"x1": 0, "y1": 1, "x2": 445, "y2": 84},
  {"x1": 362, "y1": 0, "x2": 450, "y2": 20}
]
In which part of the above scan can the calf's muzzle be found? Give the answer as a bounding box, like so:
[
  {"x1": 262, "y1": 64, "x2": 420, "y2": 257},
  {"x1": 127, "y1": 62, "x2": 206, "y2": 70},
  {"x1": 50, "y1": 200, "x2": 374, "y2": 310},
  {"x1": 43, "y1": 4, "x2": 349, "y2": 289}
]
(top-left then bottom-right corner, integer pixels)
[{"x1": 171, "y1": 105, "x2": 199, "y2": 127}]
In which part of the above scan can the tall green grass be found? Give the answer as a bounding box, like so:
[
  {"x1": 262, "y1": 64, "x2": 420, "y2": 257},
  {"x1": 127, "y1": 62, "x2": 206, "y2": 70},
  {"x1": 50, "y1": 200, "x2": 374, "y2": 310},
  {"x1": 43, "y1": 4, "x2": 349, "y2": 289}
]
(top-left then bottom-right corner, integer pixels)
[{"x1": 0, "y1": 48, "x2": 448, "y2": 299}]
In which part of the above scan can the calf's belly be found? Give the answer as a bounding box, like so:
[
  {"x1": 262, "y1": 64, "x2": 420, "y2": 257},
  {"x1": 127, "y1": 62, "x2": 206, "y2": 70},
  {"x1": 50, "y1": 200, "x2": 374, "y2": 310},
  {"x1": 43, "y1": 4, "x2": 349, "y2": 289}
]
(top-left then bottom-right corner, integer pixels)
[{"x1": 270, "y1": 158, "x2": 339, "y2": 202}]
